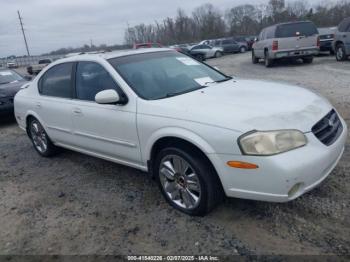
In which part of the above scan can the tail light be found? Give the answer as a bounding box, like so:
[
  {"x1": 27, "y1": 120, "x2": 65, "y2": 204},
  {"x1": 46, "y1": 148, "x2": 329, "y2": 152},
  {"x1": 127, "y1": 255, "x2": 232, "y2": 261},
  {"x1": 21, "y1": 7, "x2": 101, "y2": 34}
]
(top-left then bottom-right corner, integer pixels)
[
  {"x1": 317, "y1": 36, "x2": 320, "y2": 48},
  {"x1": 272, "y1": 40, "x2": 278, "y2": 51}
]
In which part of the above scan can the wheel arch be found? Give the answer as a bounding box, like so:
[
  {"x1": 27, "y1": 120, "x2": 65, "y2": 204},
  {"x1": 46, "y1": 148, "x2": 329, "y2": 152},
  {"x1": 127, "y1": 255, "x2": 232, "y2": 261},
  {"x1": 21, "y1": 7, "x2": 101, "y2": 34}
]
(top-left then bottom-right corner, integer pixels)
[
  {"x1": 147, "y1": 135, "x2": 225, "y2": 195},
  {"x1": 25, "y1": 111, "x2": 47, "y2": 137},
  {"x1": 335, "y1": 40, "x2": 344, "y2": 47}
]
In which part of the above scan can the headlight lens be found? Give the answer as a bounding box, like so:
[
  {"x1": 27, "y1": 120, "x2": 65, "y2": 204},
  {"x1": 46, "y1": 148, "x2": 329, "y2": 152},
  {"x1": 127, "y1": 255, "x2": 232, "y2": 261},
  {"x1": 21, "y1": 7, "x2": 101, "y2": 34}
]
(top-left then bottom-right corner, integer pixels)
[{"x1": 239, "y1": 130, "x2": 307, "y2": 156}]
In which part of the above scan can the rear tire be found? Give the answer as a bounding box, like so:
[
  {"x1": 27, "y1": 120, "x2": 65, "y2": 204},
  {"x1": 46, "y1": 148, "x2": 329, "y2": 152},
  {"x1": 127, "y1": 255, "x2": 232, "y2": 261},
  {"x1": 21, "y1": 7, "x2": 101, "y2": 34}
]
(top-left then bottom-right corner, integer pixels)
[
  {"x1": 302, "y1": 56, "x2": 314, "y2": 64},
  {"x1": 214, "y1": 51, "x2": 223, "y2": 58},
  {"x1": 252, "y1": 50, "x2": 259, "y2": 64},
  {"x1": 264, "y1": 51, "x2": 273, "y2": 67},
  {"x1": 195, "y1": 54, "x2": 205, "y2": 61},
  {"x1": 28, "y1": 117, "x2": 58, "y2": 157},
  {"x1": 336, "y1": 44, "x2": 347, "y2": 61},
  {"x1": 154, "y1": 146, "x2": 223, "y2": 216},
  {"x1": 240, "y1": 46, "x2": 247, "y2": 53}
]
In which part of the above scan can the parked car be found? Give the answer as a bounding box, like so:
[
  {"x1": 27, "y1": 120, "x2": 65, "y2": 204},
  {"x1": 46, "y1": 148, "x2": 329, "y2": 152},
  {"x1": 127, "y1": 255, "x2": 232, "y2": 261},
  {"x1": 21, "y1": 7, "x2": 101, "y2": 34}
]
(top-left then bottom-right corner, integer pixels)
[
  {"x1": 333, "y1": 17, "x2": 350, "y2": 61},
  {"x1": 133, "y1": 43, "x2": 163, "y2": 49},
  {"x1": 27, "y1": 59, "x2": 52, "y2": 75},
  {"x1": 14, "y1": 49, "x2": 347, "y2": 215},
  {"x1": 318, "y1": 27, "x2": 336, "y2": 54},
  {"x1": 6, "y1": 61, "x2": 18, "y2": 69},
  {"x1": 214, "y1": 38, "x2": 248, "y2": 53},
  {"x1": 189, "y1": 44, "x2": 224, "y2": 60},
  {"x1": 0, "y1": 69, "x2": 29, "y2": 116},
  {"x1": 252, "y1": 21, "x2": 320, "y2": 67}
]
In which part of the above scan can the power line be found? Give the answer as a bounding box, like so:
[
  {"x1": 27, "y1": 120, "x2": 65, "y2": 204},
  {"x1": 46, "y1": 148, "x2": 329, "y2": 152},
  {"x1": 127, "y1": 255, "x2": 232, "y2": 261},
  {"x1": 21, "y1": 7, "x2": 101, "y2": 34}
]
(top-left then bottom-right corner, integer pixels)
[{"x1": 17, "y1": 10, "x2": 30, "y2": 56}]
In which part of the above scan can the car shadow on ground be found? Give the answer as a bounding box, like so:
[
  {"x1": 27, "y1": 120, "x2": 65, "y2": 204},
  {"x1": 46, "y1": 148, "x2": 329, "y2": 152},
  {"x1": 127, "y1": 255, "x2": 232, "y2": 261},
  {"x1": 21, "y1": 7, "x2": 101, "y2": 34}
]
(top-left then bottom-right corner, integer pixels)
[{"x1": 0, "y1": 115, "x2": 16, "y2": 127}]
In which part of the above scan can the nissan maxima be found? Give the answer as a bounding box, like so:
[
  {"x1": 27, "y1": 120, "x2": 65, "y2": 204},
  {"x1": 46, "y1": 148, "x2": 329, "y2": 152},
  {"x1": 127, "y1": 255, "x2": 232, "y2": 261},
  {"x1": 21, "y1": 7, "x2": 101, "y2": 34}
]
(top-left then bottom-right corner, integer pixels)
[{"x1": 14, "y1": 49, "x2": 347, "y2": 215}]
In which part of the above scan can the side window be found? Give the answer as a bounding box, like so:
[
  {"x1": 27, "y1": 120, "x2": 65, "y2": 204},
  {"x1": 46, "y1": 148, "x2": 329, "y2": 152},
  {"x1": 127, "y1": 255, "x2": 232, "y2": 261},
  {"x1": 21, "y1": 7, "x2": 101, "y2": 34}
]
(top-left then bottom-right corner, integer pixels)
[
  {"x1": 338, "y1": 19, "x2": 350, "y2": 32},
  {"x1": 75, "y1": 61, "x2": 119, "y2": 101},
  {"x1": 39, "y1": 63, "x2": 73, "y2": 98}
]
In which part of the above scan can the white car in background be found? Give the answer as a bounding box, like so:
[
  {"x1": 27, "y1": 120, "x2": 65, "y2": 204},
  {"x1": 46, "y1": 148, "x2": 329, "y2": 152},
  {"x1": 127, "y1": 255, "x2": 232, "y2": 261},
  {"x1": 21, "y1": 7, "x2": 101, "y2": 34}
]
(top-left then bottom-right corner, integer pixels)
[{"x1": 14, "y1": 48, "x2": 347, "y2": 216}]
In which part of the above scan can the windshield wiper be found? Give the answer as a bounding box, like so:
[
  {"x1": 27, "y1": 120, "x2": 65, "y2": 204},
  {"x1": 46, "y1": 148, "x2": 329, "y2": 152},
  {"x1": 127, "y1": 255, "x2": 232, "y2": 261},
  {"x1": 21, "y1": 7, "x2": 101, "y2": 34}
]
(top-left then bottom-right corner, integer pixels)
[
  {"x1": 204, "y1": 76, "x2": 232, "y2": 85},
  {"x1": 164, "y1": 85, "x2": 207, "y2": 98}
]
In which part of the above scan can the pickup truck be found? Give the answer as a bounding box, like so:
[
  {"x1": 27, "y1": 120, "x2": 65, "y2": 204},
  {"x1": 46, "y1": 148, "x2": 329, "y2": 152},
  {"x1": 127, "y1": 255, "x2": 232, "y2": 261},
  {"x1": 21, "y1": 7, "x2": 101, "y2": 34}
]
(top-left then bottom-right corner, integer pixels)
[{"x1": 27, "y1": 59, "x2": 52, "y2": 75}]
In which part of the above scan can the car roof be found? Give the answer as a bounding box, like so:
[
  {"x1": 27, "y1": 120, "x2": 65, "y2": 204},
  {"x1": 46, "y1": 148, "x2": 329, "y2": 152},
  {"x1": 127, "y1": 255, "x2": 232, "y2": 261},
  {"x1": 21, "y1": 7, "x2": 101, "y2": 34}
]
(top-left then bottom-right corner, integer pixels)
[{"x1": 55, "y1": 48, "x2": 173, "y2": 64}]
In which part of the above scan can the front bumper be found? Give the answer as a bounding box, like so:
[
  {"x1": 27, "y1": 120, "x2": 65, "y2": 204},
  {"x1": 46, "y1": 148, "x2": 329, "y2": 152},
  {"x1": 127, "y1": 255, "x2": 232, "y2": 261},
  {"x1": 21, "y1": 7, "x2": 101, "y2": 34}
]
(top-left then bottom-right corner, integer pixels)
[
  {"x1": 320, "y1": 40, "x2": 333, "y2": 51},
  {"x1": 0, "y1": 97, "x2": 14, "y2": 115},
  {"x1": 272, "y1": 48, "x2": 319, "y2": 59},
  {"x1": 210, "y1": 118, "x2": 347, "y2": 202}
]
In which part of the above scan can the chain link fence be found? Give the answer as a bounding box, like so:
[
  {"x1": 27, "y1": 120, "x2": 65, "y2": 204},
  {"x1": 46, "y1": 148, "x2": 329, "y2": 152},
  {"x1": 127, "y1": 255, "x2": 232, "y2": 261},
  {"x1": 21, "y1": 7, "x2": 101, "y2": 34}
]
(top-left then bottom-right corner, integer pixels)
[{"x1": 0, "y1": 55, "x2": 64, "y2": 68}]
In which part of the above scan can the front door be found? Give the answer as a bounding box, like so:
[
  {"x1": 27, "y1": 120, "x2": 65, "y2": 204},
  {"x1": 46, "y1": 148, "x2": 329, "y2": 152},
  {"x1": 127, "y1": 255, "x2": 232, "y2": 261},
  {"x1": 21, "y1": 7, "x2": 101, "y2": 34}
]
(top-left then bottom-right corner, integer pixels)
[{"x1": 70, "y1": 61, "x2": 141, "y2": 166}]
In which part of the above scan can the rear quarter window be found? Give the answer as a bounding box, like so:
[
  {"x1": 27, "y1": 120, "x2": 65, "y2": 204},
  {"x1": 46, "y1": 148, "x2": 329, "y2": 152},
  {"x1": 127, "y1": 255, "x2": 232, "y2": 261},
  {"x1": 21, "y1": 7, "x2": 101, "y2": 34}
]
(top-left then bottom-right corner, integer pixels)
[
  {"x1": 275, "y1": 22, "x2": 318, "y2": 38},
  {"x1": 338, "y1": 18, "x2": 350, "y2": 32}
]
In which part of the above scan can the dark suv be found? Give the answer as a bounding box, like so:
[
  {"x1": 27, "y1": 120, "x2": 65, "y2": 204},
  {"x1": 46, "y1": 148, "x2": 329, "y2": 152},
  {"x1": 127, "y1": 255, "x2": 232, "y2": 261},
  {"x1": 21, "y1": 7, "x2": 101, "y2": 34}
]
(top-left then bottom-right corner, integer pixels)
[{"x1": 334, "y1": 17, "x2": 350, "y2": 61}]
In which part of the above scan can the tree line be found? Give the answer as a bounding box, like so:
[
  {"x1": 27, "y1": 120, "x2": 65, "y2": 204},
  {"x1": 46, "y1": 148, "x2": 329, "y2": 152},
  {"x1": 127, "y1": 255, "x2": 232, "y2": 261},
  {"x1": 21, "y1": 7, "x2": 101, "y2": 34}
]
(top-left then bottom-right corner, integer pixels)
[{"x1": 124, "y1": 0, "x2": 350, "y2": 45}]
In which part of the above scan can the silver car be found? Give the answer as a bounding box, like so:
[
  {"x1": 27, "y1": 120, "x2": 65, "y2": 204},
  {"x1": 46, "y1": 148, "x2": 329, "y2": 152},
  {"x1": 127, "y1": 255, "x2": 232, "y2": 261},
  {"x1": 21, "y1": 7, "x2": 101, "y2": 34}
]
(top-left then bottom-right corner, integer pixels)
[
  {"x1": 334, "y1": 17, "x2": 350, "y2": 61},
  {"x1": 189, "y1": 44, "x2": 224, "y2": 59},
  {"x1": 252, "y1": 21, "x2": 319, "y2": 67}
]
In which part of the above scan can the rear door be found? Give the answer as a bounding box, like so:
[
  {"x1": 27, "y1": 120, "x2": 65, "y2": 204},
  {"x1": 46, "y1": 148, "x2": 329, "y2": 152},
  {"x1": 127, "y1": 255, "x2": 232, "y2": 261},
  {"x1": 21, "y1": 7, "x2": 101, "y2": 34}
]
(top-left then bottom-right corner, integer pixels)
[
  {"x1": 70, "y1": 61, "x2": 141, "y2": 165},
  {"x1": 36, "y1": 62, "x2": 75, "y2": 145},
  {"x1": 275, "y1": 22, "x2": 318, "y2": 52}
]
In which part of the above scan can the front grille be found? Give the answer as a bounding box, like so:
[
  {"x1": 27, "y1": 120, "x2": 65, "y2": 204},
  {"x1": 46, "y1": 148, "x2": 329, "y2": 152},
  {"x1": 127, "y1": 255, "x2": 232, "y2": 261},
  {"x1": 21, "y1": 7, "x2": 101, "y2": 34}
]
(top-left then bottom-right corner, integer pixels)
[{"x1": 312, "y1": 109, "x2": 343, "y2": 146}]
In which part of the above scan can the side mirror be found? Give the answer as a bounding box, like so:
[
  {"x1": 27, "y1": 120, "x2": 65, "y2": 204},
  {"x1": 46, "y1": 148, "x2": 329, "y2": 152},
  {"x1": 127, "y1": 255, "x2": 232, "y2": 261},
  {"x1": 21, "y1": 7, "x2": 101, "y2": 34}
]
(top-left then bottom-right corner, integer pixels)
[
  {"x1": 95, "y1": 89, "x2": 120, "y2": 104},
  {"x1": 24, "y1": 75, "x2": 32, "y2": 81}
]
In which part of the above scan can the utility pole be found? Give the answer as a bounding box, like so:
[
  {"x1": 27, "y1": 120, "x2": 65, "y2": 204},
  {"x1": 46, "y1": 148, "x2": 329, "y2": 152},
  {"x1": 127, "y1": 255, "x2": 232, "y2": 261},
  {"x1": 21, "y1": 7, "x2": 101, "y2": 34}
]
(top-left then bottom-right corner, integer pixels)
[{"x1": 17, "y1": 10, "x2": 30, "y2": 56}]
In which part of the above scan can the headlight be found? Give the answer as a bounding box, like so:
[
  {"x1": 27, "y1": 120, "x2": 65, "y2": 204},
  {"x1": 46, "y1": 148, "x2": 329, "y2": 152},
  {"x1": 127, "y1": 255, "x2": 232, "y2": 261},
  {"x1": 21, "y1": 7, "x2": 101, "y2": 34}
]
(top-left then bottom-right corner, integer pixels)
[{"x1": 239, "y1": 130, "x2": 307, "y2": 156}]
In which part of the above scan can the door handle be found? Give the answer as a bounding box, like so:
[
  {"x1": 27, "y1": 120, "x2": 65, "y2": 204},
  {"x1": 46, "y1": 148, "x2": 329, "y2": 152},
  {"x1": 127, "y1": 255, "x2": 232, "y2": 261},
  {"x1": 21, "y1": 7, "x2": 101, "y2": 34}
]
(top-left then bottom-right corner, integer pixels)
[
  {"x1": 343, "y1": 35, "x2": 347, "y2": 38},
  {"x1": 35, "y1": 102, "x2": 41, "y2": 108},
  {"x1": 73, "y1": 108, "x2": 82, "y2": 115}
]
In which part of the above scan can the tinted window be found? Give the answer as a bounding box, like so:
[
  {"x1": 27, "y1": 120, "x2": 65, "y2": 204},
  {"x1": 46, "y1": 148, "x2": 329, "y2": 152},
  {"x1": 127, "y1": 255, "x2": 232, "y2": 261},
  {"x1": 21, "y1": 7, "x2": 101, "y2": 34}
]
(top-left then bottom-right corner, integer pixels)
[
  {"x1": 338, "y1": 18, "x2": 350, "y2": 32},
  {"x1": 202, "y1": 45, "x2": 211, "y2": 49},
  {"x1": 76, "y1": 62, "x2": 119, "y2": 101},
  {"x1": 40, "y1": 63, "x2": 73, "y2": 98},
  {"x1": 266, "y1": 27, "x2": 275, "y2": 39},
  {"x1": 275, "y1": 22, "x2": 318, "y2": 38},
  {"x1": 109, "y1": 51, "x2": 228, "y2": 100},
  {"x1": 222, "y1": 40, "x2": 233, "y2": 45}
]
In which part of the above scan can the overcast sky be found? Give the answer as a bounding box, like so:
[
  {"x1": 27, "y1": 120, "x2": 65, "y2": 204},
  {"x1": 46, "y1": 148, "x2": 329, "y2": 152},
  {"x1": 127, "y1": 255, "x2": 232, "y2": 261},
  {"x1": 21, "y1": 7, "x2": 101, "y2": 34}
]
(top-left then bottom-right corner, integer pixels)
[{"x1": 0, "y1": 0, "x2": 323, "y2": 57}]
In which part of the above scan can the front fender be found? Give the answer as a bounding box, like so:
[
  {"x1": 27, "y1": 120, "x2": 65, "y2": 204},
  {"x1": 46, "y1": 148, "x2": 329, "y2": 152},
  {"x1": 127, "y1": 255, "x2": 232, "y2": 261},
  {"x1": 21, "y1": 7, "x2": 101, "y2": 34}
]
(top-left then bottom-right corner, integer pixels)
[{"x1": 143, "y1": 126, "x2": 216, "y2": 163}]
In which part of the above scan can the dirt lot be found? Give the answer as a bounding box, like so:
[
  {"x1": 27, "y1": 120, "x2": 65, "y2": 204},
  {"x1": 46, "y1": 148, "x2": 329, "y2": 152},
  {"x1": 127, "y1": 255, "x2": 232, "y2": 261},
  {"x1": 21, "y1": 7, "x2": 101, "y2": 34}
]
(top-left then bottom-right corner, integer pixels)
[{"x1": 0, "y1": 54, "x2": 349, "y2": 256}]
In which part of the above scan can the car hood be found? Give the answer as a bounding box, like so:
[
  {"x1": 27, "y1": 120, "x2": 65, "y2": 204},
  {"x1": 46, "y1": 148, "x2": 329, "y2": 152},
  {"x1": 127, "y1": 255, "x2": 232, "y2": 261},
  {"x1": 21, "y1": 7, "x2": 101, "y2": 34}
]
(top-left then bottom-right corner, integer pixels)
[
  {"x1": 139, "y1": 79, "x2": 333, "y2": 133},
  {"x1": 0, "y1": 80, "x2": 28, "y2": 98}
]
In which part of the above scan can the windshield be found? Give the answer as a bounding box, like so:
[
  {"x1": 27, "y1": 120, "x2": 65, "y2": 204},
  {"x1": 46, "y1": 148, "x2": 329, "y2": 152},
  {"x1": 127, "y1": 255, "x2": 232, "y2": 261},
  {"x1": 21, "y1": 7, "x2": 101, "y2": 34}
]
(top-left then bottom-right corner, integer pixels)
[
  {"x1": 108, "y1": 51, "x2": 228, "y2": 100},
  {"x1": 0, "y1": 70, "x2": 24, "y2": 85},
  {"x1": 276, "y1": 22, "x2": 318, "y2": 38}
]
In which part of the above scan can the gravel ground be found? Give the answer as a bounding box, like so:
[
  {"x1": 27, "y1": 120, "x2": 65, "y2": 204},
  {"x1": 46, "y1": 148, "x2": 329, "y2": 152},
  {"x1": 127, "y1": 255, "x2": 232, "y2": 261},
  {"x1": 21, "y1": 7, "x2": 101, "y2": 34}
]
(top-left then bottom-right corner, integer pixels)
[{"x1": 0, "y1": 53, "x2": 349, "y2": 256}]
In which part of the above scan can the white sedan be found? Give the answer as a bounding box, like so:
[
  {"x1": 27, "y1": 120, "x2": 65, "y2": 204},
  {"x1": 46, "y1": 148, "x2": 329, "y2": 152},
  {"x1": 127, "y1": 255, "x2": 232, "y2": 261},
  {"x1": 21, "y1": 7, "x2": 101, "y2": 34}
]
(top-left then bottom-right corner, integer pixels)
[{"x1": 14, "y1": 48, "x2": 347, "y2": 216}]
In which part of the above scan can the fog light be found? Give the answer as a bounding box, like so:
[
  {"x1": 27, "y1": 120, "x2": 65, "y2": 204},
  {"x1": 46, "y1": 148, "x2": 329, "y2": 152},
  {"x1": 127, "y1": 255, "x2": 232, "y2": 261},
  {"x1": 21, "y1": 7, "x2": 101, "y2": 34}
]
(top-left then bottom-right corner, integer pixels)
[{"x1": 288, "y1": 183, "x2": 303, "y2": 198}]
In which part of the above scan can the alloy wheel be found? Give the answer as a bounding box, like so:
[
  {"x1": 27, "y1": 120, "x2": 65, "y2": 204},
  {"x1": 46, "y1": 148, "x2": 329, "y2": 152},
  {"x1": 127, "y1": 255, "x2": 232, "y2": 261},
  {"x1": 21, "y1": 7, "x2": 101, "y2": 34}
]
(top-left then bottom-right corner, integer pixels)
[
  {"x1": 336, "y1": 47, "x2": 344, "y2": 60},
  {"x1": 30, "y1": 120, "x2": 48, "y2": 153},
  {"x1": 159, "y1": 155, "x2": 201, "y2": 210}
]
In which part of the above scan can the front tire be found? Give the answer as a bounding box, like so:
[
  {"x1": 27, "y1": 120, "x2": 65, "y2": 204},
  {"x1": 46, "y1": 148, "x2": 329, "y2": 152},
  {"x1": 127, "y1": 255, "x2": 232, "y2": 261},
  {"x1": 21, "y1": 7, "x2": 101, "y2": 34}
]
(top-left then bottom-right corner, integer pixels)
[
  {"x1": 154, "y1": 147, "x2": 223, "y2": 216},
  {"x1": 28, "y1": 118, "x2": 58, "y2": 157},
  {"x1": 336, "y1": 44, "x2": 347, "y2": 61},
  {"x1": 214, "y1": 51, "x2": 223, "y2": 58}
]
